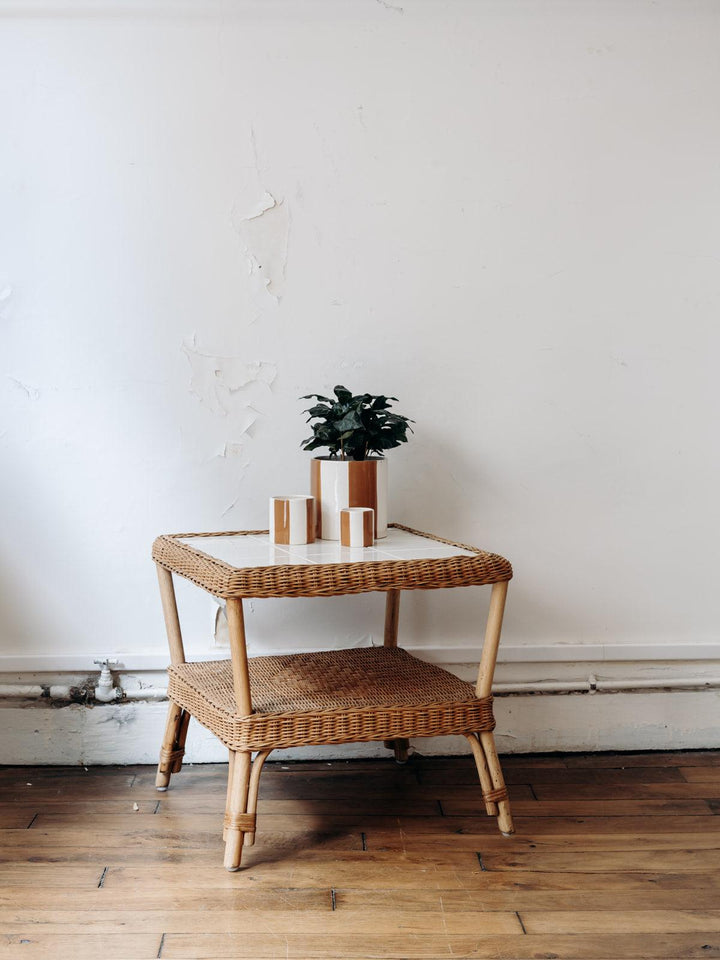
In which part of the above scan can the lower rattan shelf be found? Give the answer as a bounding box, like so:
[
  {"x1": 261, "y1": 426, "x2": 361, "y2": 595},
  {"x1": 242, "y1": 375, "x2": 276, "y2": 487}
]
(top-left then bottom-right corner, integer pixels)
[{"x1": 167, "y1": 646, "x2": 496, "y2": 752}]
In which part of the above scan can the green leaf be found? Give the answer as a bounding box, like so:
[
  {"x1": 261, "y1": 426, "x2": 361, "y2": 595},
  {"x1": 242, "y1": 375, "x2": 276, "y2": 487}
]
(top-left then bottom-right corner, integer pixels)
[
  {"x1": 333, "y1": 385, "x2": 353, "y2": 403},
  {"x1": 303, "y1": 403, "x2": 332, "y2": 418},
  {"x1": 300, "y1": 393, "x2": 333, "y2": 403},
  {"x1": 334, "y1": 410, "x2": 363, "y2": 433}
]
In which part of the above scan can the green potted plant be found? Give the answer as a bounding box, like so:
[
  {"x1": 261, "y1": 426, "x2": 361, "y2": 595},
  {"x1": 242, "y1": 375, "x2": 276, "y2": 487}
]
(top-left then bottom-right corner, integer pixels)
[{"x1": 300, "y1": 385, "x2": 413, "y2": 540}]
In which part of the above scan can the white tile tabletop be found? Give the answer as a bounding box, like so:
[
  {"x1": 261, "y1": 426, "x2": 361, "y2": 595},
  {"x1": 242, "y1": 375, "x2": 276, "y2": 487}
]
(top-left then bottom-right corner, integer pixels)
[{"x1": 177, "y1": 528, "x2": 476, "y2": 570}]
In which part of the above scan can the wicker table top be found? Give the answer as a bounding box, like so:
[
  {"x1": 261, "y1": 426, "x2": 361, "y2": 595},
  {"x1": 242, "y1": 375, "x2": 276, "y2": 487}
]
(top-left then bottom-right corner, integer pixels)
[{"x1": 153, "y1": 523, "x2": 512, "y2": 599}]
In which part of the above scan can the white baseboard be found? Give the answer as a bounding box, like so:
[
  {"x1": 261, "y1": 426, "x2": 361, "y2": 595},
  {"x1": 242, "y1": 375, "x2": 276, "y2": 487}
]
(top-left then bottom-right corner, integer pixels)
[{"x1": 0, "y1": 688, "x2": 717, "y2": 765}]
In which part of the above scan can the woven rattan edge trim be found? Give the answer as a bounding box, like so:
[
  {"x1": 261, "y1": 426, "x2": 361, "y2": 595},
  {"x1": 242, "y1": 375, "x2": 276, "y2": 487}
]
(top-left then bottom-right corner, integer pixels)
[
  {"x1": 167, "y1": 669, "x2": 495, "y2": 726},
  {"x1": 194, "y1": 713, "x2": 496, "y2": 752},
  {"x1": 390, "y1": 523, "x2": 498, "y2": 558},
  {"x1": 152, "y1": 524, "x2": 512, "y2": 599},
  {"x1": 161, "y1": 530, "x2": 269, "y2": 540},
  {"x1": 173, "y1": 691, "x2": 495, "y2": 728},
  {"x1": 152, "y1": 535, "x2": 239, "y2": 596}
]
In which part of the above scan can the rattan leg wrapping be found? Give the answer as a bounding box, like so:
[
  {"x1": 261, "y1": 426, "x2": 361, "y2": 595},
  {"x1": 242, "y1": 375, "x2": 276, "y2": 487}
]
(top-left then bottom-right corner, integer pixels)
[
  {"x1": 482, "y1": 786, "x2": 509, "y2": 804},
  {"x1": 224, "y1": 812, "x2": 256, "y2": 832},
  {"x1": 160, "y1": 747, "x2": 185, "y2": 767}
]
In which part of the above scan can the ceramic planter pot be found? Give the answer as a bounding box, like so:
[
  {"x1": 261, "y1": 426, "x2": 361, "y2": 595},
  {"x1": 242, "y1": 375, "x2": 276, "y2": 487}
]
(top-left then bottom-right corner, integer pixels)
[{"x1": 310, "y1": 457, "x2": 387, "y2": 540}]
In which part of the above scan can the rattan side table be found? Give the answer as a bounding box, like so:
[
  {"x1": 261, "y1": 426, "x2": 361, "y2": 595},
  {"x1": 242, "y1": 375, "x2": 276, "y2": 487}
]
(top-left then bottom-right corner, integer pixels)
[{"x1": 151, "y1": 523, "x2": 514, "y2": 871}]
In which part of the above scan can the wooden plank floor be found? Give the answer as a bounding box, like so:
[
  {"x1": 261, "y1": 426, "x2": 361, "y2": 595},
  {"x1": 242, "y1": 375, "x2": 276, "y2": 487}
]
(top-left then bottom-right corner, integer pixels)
[{"x1": 1, "y1": 751, "x2": 719, "y2": 959}]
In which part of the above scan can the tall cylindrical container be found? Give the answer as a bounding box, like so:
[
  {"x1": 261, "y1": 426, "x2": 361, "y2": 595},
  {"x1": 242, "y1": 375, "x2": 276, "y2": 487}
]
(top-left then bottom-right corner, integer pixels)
[{"x1": 310, "y1": 457, "x2": 387, "y2": 540}]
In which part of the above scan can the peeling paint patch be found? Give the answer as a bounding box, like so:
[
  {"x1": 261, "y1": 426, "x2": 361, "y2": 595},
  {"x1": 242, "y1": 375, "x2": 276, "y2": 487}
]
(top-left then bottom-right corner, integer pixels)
[
  {"x1": 232, "y1": 192, "x2": 290, "y2": 300},
  {"x1": 7, "y1": 377, "x2": 39, "y2": 401},
  {"x1": 98, "y1": 706, "x2": 136, "y2": 728},
  {"x1": 221, "y1": 441, "x2": 246, "y2": 457},
  {"x1": 0, "y1": 284, "x2": 12, "y2": 316},
  {"x1": 220, "y1": 479, "x2": 251, "y2": 518},
  {"x1": 213, "y1": 603, "x2": 229, "y2": 648},
  {"x1": 182, "y1": 340, "x2": 277, "y2": 418}
]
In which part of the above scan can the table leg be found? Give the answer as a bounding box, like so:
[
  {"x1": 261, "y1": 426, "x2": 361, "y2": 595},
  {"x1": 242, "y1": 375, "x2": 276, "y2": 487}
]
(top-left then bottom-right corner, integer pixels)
[
  {"x1": 471, "y1": 580, "x2": 514, "y2": 835},
  {"x1": 464, "y1": 733, "x2": 499, "y2": 816},
  {"x1": 174, "y1": 710, "x2": 190, "y2": 772},
  {"x1": 223, "y1": 751, "x2": 252, "y2": 871},
  {"x1": 155, "y1": 564, "x2": 189, "y2": 791},
  {"x1": 156, "y1": 701, "x2": 189, "y2": 791},
  {"x1": 383, "y1": 589, "x2": 401, "y2": 647},
  {"x1": 382, "y1": 591, "x2": 409, "y2": 762},
  {"x1": 383, "y1": 738, "x2": 410, "y2": 763},
  {"x1": 479, "y1": 730, "x2": 514, "y2": 835},
  {"x1": 223, "y1": 750, "x2": 236, "y2": 841},
  {"x1": 243, "y1": 749, "x2": 272, "y2": 846}
]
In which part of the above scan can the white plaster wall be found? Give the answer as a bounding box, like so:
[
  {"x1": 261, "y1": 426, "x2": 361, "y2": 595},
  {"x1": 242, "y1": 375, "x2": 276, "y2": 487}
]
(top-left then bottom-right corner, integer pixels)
[{"x1": 1, "y1": 2, "x2": 719, "y2": 679}]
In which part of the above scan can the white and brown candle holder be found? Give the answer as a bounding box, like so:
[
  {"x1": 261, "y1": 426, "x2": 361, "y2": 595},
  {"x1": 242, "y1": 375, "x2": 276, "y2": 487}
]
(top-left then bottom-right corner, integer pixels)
[
  {"x1": 339, "y1": 507, "x2": 375, "y2": 548},
  {"x1": 269, "y1": 495, "x2": 316, "y2": 545}
]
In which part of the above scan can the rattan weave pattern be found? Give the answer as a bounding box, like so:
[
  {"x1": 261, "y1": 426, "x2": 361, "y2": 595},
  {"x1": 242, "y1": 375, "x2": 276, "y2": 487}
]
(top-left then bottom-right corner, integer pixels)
[
  {"x1": 167, "y1": 647, "x2": 496, "y2": 751},
  {"x1": 152, "y1": 523, "x2": 513, "y2": 599}
]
